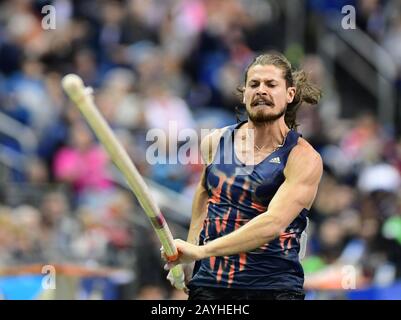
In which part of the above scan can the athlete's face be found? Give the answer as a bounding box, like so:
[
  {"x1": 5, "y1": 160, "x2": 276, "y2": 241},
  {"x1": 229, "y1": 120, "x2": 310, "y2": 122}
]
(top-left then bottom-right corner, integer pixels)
[{"x1": 243, "y1": 64, "x2": 295, "y2": 124}]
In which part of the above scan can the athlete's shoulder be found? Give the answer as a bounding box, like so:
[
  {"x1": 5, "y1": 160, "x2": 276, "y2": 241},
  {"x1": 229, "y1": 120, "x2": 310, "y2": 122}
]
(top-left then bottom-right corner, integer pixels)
[
  {"x1": 200, "y1": 125, "x2": 232, "y2": 165},
  {"x1": 286, "y1": 136, "x2": 323, "y2": 179},
  {"x1": 290, "y1": 136, "x2": 321, "y2": 161}
]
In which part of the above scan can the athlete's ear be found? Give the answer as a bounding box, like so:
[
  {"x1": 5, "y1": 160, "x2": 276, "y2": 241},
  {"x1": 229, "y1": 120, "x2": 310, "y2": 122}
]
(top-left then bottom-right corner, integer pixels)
[
  {"x1": 287, "y1": 86, "x2": 296, "y2": 103},
  {"x1": 242, "y1": 96, "x2": 246, "y2": 104}
]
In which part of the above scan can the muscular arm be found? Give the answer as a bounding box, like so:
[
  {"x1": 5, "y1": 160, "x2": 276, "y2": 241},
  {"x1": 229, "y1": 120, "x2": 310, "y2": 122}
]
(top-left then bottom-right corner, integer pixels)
[
  {"x1": 186, "y1": 128, "x2": 224, "y2": 245},
  {"x1": 169, "y1": 141, "x2": 323, "y2": 264},
  {"x1": 186, "y1": 168, "x2": 208, "y2": 245},
  {"x1": 165, "y1": 129, "x2": 224, "y2": 288}
]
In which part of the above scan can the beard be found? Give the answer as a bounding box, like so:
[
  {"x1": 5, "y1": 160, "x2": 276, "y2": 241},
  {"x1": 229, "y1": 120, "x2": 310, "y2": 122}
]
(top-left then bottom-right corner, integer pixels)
[{"x1": 246, "y1": 105, "x2": 286, "y2": 124}]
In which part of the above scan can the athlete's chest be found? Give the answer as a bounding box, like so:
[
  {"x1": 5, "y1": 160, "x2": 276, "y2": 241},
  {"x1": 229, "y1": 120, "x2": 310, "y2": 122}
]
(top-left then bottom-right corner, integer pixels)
[
  {"x1": 206, "y1": 160, "x2": 285, "y2": 206},
  {"x1": 233, "y1": 133, "x2": 277, "y2": 166}
]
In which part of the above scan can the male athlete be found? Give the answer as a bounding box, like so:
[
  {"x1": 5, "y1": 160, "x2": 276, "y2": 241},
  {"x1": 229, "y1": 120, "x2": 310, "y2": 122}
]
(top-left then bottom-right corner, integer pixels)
[{"x1": 164, "y1": 53, "x2": 323, "y2": 300}]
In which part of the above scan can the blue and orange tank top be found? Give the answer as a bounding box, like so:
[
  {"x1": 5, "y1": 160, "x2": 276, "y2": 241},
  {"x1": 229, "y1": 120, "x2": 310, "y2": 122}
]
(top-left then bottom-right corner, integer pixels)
[{"x1": 189, "y1": 121, "x2": 308, "y2": 291}]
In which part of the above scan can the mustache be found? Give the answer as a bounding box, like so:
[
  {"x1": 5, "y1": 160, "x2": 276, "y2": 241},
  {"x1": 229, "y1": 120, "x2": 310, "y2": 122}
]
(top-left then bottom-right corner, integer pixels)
[{"x1": 251, "y1": 96, "x2": 274, "y2": 106}]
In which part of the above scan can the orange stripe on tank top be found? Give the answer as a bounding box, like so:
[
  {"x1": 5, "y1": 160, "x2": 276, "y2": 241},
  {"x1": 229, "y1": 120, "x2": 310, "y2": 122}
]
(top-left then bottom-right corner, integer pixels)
[
  {"x1": 239, "y1": 252, "x2": 247, "y2": 271},
  {"x1": 221, "y1": 207, "x2": 232, "y2": 233},
  {"x1": 215, "y1": 217, "x2": 222, "y2": 234},
  {"x1": 226, "y1": 176, "x2": 235, "y2": 202},
  {"x1": 227, "y1": 261, "x2": 236, "y2": 287},
  {"x1": 210, "y1": 173, "x2": 226, "y2": 204},
  {"x1": 216, "y1": 263, "x2": 223, "y2": 283},
  {"x1": 250, "y1": 201, "x2": 266, "y2": 213},
  {"x1": 279, "y1": 232, "x2": 296, "y2": 250},
  {"x1": 216, "y1": 256, "x2": 230, "y2": 283},
  {"x1": 209, "y1": 256, "x2": 216, "y2": 270}
]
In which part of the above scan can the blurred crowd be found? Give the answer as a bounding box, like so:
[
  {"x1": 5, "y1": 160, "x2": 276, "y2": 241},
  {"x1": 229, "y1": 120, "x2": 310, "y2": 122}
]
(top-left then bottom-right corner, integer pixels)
[{"x1": 0, "y1": 0, "x2": 401, "y2": 299}]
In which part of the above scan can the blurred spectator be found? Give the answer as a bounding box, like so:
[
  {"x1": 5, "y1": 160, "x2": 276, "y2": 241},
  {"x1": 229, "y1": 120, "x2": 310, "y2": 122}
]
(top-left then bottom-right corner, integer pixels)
[
  {"x1": 143, "y1": 83, "x2": 196, "y2": 132},
  {"x1": 39, "y1": 191, "x2": 80, "y2": 262},
  {"x1": 11, "y1": 205, "x2": 44, "y2": 264},
  {"x1": 1, "y1": 0, "x2": 401, "y2": 300},
  {"x1": 53, "y1": 121, "x2": 114, "y2": 196}
]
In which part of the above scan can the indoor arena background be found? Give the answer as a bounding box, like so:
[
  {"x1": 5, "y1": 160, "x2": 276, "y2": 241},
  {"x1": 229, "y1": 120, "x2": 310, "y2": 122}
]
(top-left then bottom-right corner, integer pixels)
[{"x1": 0, "y1": 0, "x2": 401, "y2": 300}]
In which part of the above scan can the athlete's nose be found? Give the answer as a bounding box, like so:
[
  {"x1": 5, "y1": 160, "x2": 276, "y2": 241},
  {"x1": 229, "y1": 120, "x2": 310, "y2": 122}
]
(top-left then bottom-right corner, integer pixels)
[
  {"x1": 254, "y1": 88, "x2": 269, "y2": 102},
  {"x1": 255, "y1": 83, "x2": 268, "y2": 96}
]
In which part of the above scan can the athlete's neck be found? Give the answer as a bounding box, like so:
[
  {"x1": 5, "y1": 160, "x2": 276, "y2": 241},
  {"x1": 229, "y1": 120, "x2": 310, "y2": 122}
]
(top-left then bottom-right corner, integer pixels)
[{"x1": 246, "y1": 117, "x2": 290, "y2": 150}]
